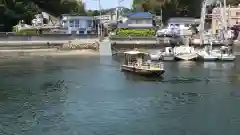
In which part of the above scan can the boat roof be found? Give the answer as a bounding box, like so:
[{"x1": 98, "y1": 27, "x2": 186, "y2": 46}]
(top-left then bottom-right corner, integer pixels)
[{"x1": 124, "y1": 50, "x2": 148, "y2": 55}]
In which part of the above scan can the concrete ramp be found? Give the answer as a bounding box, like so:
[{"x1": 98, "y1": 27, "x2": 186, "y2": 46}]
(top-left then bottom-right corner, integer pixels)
[{"x1": 99, "y1": 38, "x2": 112, "y2": 56}]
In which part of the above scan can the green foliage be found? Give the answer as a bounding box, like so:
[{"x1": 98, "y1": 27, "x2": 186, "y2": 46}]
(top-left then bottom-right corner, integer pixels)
[
  {"x1": 12, "y1": 25, "x2": 17, "y2": 32},
  {"x1": 0, "y1": 0, "x2": 87, "y2": 31},
  {"x1": 227, "y1": 0, "x2": 240, "y2": 5},
  {"x1": 87, "y1": 10, "x2": 100, "y2": 16},
  {"x1": 15, "y1": 29, "x2": 39, "y2": 35},
  {"x1": 117, "y1": 29, "x2": 155, "y2": 37},
  {"x1": 132, "y1": 0, "x2": 202, "y2": 20}
]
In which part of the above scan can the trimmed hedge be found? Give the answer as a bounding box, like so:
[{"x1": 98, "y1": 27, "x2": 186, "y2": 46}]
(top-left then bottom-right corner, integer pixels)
[
  {"x1": 117, "y1": 29, "x2": 155, "y2": 37},
  {"x1": 16, "y1": 29, "x2": 39, "y2": 35},
  {"x1": 12, "y1": 25, "x2": 40, "y2": 35}
]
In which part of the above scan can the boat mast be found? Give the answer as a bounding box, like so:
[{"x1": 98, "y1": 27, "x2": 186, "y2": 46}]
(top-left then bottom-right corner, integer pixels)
[
  {"x1": 200, "y1": 0, "x2": 207, "y2": 45},
  {"x1": 223, "y1": 0, "x2": 227, "y2": 31}
]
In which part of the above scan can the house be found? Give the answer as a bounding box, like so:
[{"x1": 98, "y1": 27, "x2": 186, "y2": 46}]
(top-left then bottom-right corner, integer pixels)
[
  {"x1": 212, "y1": 5, "x2": 240, "y2": 34},
  {"x1": 167, "y1": 17, "x2": 200, "y2": 35},
  {"x1": 167, "y1": 17, "x2": 200, "y2": 29},
  {"x1": 118, "y1": 12, "x2": 154, "y2": 29},
  {"x1": 61, "y1": 14, "x2": 96, "y2": 34}
]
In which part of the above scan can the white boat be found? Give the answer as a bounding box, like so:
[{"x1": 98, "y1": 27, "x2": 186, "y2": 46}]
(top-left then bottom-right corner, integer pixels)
[
  {"x1": 197, "y1": 42, "x2": 218, "y2": 61},
  {"x1": 121, "y1": 50, "x2": 165, "y2": 76},
  {"x1": 212, "y1": 46, "x2": 236, "y2": 61},
  {"x1": 149, "y1": 50, "x2": 162, "y2": 61},
  {"x1": 161, "y1": 47, "x2": 175, "y2": 61},
  {"x1": 174, "y1": 46, "x2": 198, "y2": 61},
  {"x1": 197, "y1": 51, "x2": 218, "y2": 61}
]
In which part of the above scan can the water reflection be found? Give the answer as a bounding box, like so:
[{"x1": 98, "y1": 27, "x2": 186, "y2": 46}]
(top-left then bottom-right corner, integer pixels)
[
  {"x1": 40, "y1": 80, "x2": 68, "y2": 92},
  {"x1": 123, "y1": 72, "x2": 164, "y2": 82},
  {"x1": 164, "y1": 91, "x2": 199, "y2": 103},
  {"x1": 177, "y1": 61, "x2": 197, "y2": 69}
]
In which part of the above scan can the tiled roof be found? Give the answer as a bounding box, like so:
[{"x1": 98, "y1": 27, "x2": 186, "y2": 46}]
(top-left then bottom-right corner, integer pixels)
[{"x1": 127, "y1": 12, "x2": 152, "y2": 18}]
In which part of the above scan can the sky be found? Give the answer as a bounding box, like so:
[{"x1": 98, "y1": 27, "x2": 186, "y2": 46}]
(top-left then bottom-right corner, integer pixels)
[
  {"x1": 83, "y1": 0, "x2": 133, "y2": 10},
  {"x1": 82, "y1": 0, "x2": 215, "y2": 10}
]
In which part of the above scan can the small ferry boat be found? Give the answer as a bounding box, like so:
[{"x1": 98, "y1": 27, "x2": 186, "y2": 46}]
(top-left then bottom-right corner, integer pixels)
[{"x1": 121, "y1": 50, "x2": 165, "y2": 76}]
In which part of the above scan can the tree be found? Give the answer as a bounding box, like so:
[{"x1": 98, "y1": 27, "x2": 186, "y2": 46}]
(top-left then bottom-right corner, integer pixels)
[
  {"x1": 132, "y1": 0, "x2": 202, "y2": 21},
  {"x1": 0, "y1": 0, "x2": 87, "y2": 31},
  {"x1": 227, "y1": 0, "x2": 240, "y2": 5}
]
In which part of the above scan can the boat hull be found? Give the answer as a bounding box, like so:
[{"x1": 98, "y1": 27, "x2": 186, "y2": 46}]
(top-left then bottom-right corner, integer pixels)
[
  {"x1": 219, "y1": 56, "x2": 236, "y2": 61},
  {"x1": 162, "y1": 55, "x2": 175, "y2": 61},
  {"x1": 174, "y1": 53, "x2": 198, "y2": 61},
  {"x1": 197, "y1": 55, "x2": 218, "y2": 61},
  {"x1": 121, "y1": 65, "x2": 165, "y2": 76},
  {"x1": 150, "y1": 54, "x2": 161, "y2": 61}
]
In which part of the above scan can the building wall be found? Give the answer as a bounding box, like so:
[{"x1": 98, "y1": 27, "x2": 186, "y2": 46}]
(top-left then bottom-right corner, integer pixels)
[
  {"x1": 127, "y1": 18, "x2": 153, "y2": 28},
  {"x1": 61, "y1": 16, "x2": 96, "y2": 34},
  {"x1": 212, "y1": 7, "x2": 240, "y2": 34},
  {"x1": 95, "y1": 14, "x2": 117, "y2": 22}
]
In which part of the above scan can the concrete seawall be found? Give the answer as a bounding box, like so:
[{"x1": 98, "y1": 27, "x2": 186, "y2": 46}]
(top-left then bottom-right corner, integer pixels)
[
  {"x1": 0, "y1": 34, "x2": 98, "y2": 41},
  {"x1": 0, "y1": 35, "x2": 100, "y2": 55}
]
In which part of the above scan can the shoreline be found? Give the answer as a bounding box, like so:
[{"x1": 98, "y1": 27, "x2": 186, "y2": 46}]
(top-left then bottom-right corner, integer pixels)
[{"x1": 0, "y1": 49, "x2": 99, "y2": 59}]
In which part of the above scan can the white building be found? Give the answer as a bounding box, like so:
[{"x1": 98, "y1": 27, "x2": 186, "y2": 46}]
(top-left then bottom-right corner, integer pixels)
[
  {"x1": 167, "y1": 17, "x2": 200, "y2": 36},
  {"x1": 61, "y1": 15, "x2": 96, "y2": 34},
  {"x1": 118, "y1": 12, "x2": 154, "y2": 29}
]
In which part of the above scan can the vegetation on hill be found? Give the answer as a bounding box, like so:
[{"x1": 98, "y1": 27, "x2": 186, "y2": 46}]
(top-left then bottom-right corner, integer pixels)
[
  {"x1": 132, "y1": 0, "x2": 240, "y2": 23},
  {"x1": 0, "y1": 0, "x2": 86, "y2": 31},
  {"x1": 1, "y1": 0, "x2": 240, "y2": 32}
]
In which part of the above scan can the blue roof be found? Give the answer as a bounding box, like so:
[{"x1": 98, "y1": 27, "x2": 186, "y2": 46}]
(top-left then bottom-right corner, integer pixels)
[{"x1": 127, "y1": 12, "x2": 152, "y2": 18}]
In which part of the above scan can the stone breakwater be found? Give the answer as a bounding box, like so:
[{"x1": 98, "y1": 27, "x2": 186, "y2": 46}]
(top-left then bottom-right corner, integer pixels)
[{"x1": 0, "y1": 37, "x2": 100, "y2": 57}]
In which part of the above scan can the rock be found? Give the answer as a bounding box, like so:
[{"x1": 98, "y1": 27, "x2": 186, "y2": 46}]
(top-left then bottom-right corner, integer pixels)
[{"x1": 62, "y1": 39, "x2": 99, "y2": 51}]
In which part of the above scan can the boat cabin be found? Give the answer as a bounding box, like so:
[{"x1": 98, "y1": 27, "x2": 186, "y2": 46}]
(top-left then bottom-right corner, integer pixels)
[
  {"x1": 220, "y1": 46, "x2": 233, "y2": 54},
  {"x1": 123, "y1": 51, "x2": 150, "y2": 66}
]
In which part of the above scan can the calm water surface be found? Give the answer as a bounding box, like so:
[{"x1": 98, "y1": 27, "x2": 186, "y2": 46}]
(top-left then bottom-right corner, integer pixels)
[{"x1": 0, "y1": 55, "x2": 240, "y2": 135}]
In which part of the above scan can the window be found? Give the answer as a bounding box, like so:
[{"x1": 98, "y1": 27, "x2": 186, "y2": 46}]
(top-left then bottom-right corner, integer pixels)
[
  {"x1": 88, "y1": 20, "x2": 92, "y2": 27},
  {"x1": 136, "y1": 20, "x2": 141, "y2": 24},
  {"x1": 184, "y1": 24, "x2": 189, "y2": 27},
  {"x1": 69, "y1": 20, "x2": 74, "y2": 27},
  {"x1": 236, "y1": 12, "x2": 240, "y2": 16},
  {"x1": 75, "y1": 20, "x2": 79, "y2": 28}
]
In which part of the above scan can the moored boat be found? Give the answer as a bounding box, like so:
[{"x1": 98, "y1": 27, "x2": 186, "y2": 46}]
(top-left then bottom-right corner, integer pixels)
[
  {"x1": 121, "y1": 50, "x2": 165, "y2": 76},
  {"x1": 161, "y1": 47, "x2": 175, "y2": 61},
  {"x1": 174, "y1": 46, "x2": 198, "y2": 61},
  {"x1": 197, "y1": 43, "x2": 218, "y2": 61},
  {"x1": 212, "y1": 46, "x2": 236, "y2": 61}
]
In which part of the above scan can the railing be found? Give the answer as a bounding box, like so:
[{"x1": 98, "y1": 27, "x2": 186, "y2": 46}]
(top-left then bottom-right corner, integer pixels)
[{"x1": 127, "y1": 61, "x2": 164, "y2": 69}]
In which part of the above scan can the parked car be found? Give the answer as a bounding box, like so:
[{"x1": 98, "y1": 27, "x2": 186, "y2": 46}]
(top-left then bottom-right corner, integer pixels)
[{"x1": 156, "y1": 27, "x2": 180, "y2": 37}]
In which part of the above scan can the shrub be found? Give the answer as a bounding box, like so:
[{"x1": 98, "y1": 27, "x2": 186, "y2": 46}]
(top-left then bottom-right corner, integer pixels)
[
  {"x1": 12, "y1": 25, "x2": 18, "y2": 32},
  {"x1": 15, "y1": 29, "x2": 39, "y2": 36},
  {"x1": 116, "y1": 29, "x2": 155, "y2": 37}
]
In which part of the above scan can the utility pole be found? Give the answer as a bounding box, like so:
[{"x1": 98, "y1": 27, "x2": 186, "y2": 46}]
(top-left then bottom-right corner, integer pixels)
[
  {"x1": 160, "y1": 8, "x2": 163, "y2": 27},
  {"x1": 200, "y1": 0, "x2": 206, "y2": 45},
  {"x1": 223, "y1": 0, "x2": 227, "y2": 31},
  {"x1": 98, "y1": 0, "x2": 102, "y2": 37}
]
